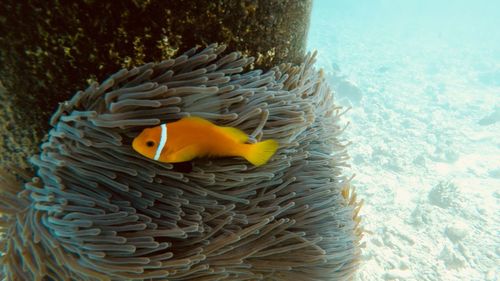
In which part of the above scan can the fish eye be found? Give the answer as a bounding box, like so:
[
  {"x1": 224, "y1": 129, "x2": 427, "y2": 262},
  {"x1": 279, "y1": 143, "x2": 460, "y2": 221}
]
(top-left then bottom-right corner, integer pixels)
[{"x1": 146, "y1": 140, "x2": 155, "y2": 147}]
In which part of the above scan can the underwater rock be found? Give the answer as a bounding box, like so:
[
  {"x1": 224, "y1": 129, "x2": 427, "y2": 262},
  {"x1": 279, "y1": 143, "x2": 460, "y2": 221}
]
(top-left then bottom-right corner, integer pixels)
[
  {"x1": 431, "y1": 144, "x2": 460, "y2": 163},
  {"x1": 412, "y1": 154, "x2": 427, "y2": 167},
  {"x1": 439, "y1": 245, "x2": 466, "y2": 269},
  {"x1": 488, "y1": 167, "x2": 500, "y2": 178},
  {"x1": 336, "y1": 79, "x2": 363, "y2": 106},
  {"x1": 428, "y1": 181, "x2": 460, "y2": 209},
  {"x1": 445, "y1": 221, "x2": 469, "y2": 243},
  {"x1": 325, "y1": 72, "x2": 363, "y2": 106},
  {"x1": 0, "y1": 44, "x2": 362, "y2": 280}
]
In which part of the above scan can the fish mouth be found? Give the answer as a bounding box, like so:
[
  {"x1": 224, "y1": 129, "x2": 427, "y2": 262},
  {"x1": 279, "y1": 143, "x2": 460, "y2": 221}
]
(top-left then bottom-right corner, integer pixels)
[
  {"x1": 131, "y1": 138, "x2": 142, "y2": 154},
  {"x1": 131, "y1": 138, "x2": 138, "y2": 151}
]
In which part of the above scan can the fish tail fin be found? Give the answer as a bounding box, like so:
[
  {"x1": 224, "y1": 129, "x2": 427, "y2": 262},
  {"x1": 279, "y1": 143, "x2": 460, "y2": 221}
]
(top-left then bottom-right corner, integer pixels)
[{"x1": 243, "y1": 140, "x2": 279, "y2": 167}]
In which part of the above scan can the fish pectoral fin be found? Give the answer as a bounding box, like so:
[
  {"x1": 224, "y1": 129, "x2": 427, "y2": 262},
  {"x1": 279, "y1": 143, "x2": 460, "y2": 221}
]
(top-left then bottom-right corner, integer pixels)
[
  {"x1": 169, "y1": 146, "x2": 199, "y2": 163},
  {"x1": 220, "y1": 127, "x2": 249, "y2": 143}
]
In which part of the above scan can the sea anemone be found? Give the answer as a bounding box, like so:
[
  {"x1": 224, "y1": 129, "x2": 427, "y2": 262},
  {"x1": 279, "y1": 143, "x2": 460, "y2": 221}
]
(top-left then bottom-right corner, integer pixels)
[{"x1": 0, "y1": 44, "x2": 362, "y2": 280}]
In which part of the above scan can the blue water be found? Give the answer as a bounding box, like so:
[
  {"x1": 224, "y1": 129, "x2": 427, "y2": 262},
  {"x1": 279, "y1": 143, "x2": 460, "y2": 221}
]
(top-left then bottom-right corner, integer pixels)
[{"x1": 307, "y1": 1, "x2": 500, "y2": 280}]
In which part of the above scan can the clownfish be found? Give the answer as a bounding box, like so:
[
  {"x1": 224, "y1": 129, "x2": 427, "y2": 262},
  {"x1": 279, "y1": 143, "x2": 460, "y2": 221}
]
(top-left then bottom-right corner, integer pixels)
[{"x1": 132, "y1": 116, "x2": 278, "y2": 167}]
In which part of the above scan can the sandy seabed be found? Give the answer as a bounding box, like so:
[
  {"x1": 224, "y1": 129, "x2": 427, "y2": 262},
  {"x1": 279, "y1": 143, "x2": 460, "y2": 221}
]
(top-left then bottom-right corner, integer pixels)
[{"x1": 308, "y1": 1, "x2": 500, "y2": 280}]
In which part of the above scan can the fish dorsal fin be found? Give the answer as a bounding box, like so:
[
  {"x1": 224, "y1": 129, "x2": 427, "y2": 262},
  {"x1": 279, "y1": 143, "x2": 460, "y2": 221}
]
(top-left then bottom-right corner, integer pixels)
[
  {"x1": 182, "y1": 116, "x2": 213, "y2": 125},
  {"x1": 181, "y1": 116, "x2": 248, "y2": 143},
  {"x1": 219, "y1": 126, "x2": 248, "y2": 143}
]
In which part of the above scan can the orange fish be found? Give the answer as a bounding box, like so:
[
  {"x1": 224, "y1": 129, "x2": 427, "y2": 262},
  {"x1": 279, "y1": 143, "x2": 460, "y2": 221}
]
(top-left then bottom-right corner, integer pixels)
[{"x1": 132, "y1": 116, "x2": 278, "y2": 166}]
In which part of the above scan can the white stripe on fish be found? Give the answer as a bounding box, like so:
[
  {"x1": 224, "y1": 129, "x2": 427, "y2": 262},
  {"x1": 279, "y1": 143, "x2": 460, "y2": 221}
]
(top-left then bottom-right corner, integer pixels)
[{"x1": 154, "y1": 123, "x2": 167, "y2": 160}]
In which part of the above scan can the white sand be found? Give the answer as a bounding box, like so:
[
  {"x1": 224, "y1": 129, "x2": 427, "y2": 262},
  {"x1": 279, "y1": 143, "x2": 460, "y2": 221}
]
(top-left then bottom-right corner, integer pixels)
[{"x1": 308, "y1": 1, "x2": 500, "y2": 280}]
